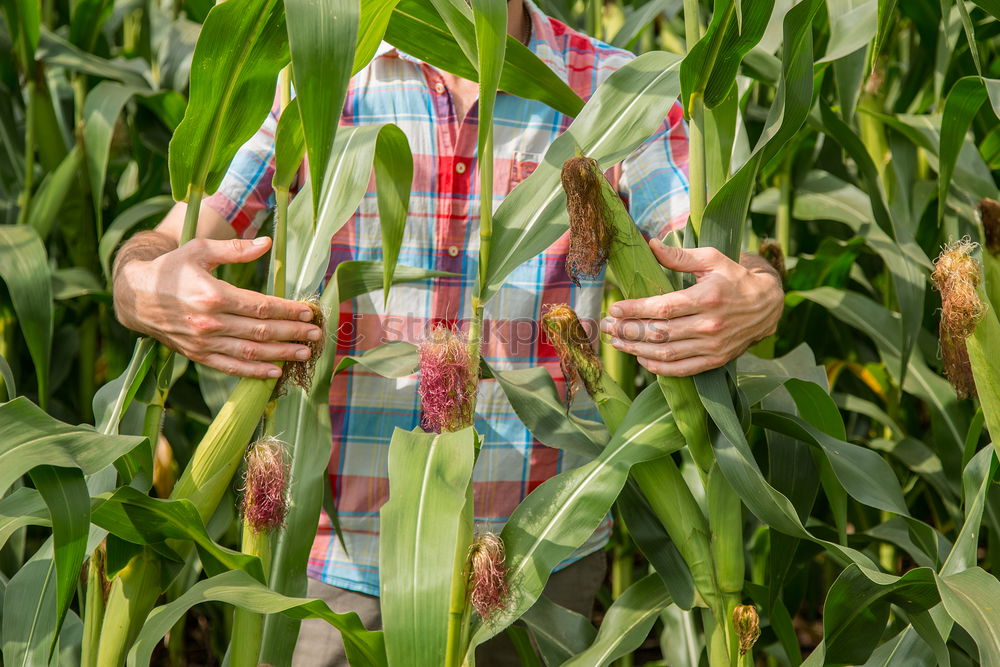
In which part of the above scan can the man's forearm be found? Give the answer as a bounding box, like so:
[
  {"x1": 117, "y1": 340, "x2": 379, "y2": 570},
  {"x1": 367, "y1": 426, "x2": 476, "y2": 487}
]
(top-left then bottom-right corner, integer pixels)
[{"x1": 111, "y1": 231, "x2": 179, "y2": 284}]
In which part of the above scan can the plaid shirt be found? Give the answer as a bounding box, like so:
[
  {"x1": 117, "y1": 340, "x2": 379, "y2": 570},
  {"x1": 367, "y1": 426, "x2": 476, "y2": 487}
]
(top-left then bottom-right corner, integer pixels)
[{"x1": 205, "y1": 0, "x2": 689, "y2": 597}]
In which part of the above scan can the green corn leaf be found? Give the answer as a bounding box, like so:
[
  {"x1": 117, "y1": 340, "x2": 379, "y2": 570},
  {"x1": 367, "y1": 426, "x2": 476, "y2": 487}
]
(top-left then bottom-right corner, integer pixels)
[
  {"x1": 819, "y1": 0, "x2": 878, "y2": 64},
  {"x1": 0, "y1": 0, "x2": 40, "y2": 68},
  {"x1": 966, "y1": 278, "x2": 1000, "y2": 453},
  {"x1": 0, "y1": 487, "x2": 49, "y2": 552},
  {"x1": 483, "y1": 51, "x2": 682, "y2": 302},
  {"x1": 936, "y1": 568, "x2": 1000, "y2": 665},
  {"x1": 0, "y1": 397, "x2": 146, "y2": 489},
  {"x1": 82, "y1": 82, "x2": 145, "y2": 229},
  {"x1": 792, "y1": 287, "x2": 968, "y2": 453},
  {"x1": 698, "y1": 0, "x2": 822, "y2": 260},
  {"x1": 609, "y1": 0, "x2": 680, "y2": 49},
  {"x1": 385, "y1": 0, "x2": 583, "y2": 117},
  {"x1": 470, "y1": 383, "x2": 685, "y2": 646},
  {"x1": 519, "y1": 595, "x2": 596, "y2": 665},
  {"x1": 25, "y1": 146, "x2": 83, "y2": 241},
  {"x1": 27, "y1": 465, "x2": 89, "y2": 661},
  {"x1": 428, "y1": 0, "x2": 477, "y2": 65},
  {"x1": 373, "y1": 126, "x2": 413, "y2": 303},
  {"x1": 487, "y1": 364, "x2": 608, "y2": 459},
  {"x1": 127, "y1": 570, "x2": 387, "y2": 667},
  {"x1": 354, "y1": 0, "x2": 403, "y2": 72},
  {"x1": 36, "y1": 29, "x2": 151, "y2": 89},
  {"x1": 938, "y1": 77, "x2": 995, "y2": 225},
  {"x1": 167, "y1": 0, "x2": 289, "y2": 200},
  {"x1": 90, "y1": 486, "x2": 265, "y2": 581},
  {"x1": 260, "y1": 259, "x2": 436, "y2": 664},
  {"x1": 3, "y1": 541, "x2": 61, "y2": 666},
  {"x1": 680, "y1": 0, "x2": 774, "y2": 109},
  {"x1": 806, "y1": 565, "x2": 940, "y2": 666},
  {"x1": 0, "y1": 352, "x2": 14, "y2": 401},
  {"x1": 98, "y1": 197, "x2": 174, "y2": 281},
  {"x1": 0, "y1": 226, "x2": 51, "y2": 408},
  {"x1": 289, "y1": 124, "x2": 412, "y2": 299},
  {"x1": 333, "y1": 340, "x2": 420, "y2": 377},
  {"x1": 616, "y1": 482, "x2": 697, "y2": 610},
  {"x1": 286, "y1": 0, "x2": 358, "y2": 213},
  {"x1": 563, "y1": 573, "x2": 672, "y2": 667},
  {"x1": 272, "y1": 97, "x2": 306, "y2": 192},
  {"x1": 379, "y1": 426, "x2": 476, "y2": 666},
  {"x1": 971, "y1": 0, "x2": 1000, "y2": 19},
  {"x1": 867, "y1": 0, "x2": 898, "y2": 74}
]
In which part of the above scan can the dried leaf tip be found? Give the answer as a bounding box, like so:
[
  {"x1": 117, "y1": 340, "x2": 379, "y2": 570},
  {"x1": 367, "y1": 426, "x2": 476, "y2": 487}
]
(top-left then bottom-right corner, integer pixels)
[
  {"x1": 562, "y1": 156, "x2": 614, "y2": 285},
  {"x1": 732, "y1": 605, "x2": 761, "y2": 657},
  {"x1": 979, "y1": 198, "x2": 1000, "y2": 256},
  {"x1": 542, "y1": 304, "x2": 602, "y2": 403},
  {"x1": 418, "y1": 325, "x2": 476, "y2": 433},
  {"x1": 241, "y1": 436, "x2": 289, "y2": 534},
  {"x1": 757, "y1": 239, "x2": 786, "y2": 281},
  {"x1": 468, "y1": 533, "x2": 509, "y2": 620},
  {"x1": 931, "y1": 240, "x2": 986, "y2": 399}
]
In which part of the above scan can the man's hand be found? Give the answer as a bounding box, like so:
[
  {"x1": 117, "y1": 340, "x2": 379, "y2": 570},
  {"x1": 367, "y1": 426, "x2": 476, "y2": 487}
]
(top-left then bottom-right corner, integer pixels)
[
  {"x1": 113, "y1": 233, "x2": 322, "y2": 379},
  {"x1": 600, "y1": 238, "x2": 783, "y2": 377}
]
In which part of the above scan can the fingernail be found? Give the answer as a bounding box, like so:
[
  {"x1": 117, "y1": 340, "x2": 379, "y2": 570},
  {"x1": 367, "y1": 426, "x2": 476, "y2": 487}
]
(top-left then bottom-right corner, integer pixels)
[
  {"x1": 295, "y1": 348, "x2": 310, "y2": 360},
  {"x1": 307, "y1": 328, "x2": 322, "y2": 341},
  {"x1": 609, "y1": 304, "x2": 623, "y2": 317},
  {"x1": 611, "y1": 337, "x2": 621, "y2": 346},
  {"x1": 268, "y1": 368, "x2": 281, "y2": 378},
  {"x1": 299, "y1": 310, "x2": 313, "y2": 322},
  {"x1": 650, "y1": 238, "x2": 664, "y2": 247},
  {"x1": 252, "y1": 236, "x2": 270, "y2": 246},
  {"x1": 600, "y1": 317, "x2": 614, "y2": 331}
]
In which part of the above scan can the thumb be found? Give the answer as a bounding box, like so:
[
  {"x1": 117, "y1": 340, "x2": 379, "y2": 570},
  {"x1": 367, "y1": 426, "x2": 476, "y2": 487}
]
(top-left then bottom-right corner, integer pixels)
[
  {"x1": 649, "y1": 238, "x2": 727, "y2": 274},
  {"x1": 186, "y1": 237, "x2": 272, "y2": 270}
]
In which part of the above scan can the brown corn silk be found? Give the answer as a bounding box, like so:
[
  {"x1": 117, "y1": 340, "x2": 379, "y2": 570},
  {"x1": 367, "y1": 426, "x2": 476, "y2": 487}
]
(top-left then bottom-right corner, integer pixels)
[
  {"x1": 931, "y1": 240, "x2": 986, "y2": 399},
  {"x1": 732, "y1": 605, "x2": 761, "y2": 656},
  {"x1": 562, "y1": 156, "x2": 615, "y2": 283},
  {"x1": 758, "y1": 239, "x2": 786, "y2": 281},
  {"x1": 284, "y1": 298, "x2": 325, "y2": 392},
  {"x1": 980, "y1": 198, "x2": 1000, "y2": 256},
  {"x1": 467, "y1": 532, "x2": 508, "y2": 620},
  {"x1": 542, "y1": 304, "x2": 602, "y2": 403}
]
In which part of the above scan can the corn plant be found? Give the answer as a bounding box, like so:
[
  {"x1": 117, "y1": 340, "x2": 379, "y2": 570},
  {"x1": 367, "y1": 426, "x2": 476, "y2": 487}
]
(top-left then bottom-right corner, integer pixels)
[{"x1": 2, "y1": 0, "x2": 1000, "y2": 665}]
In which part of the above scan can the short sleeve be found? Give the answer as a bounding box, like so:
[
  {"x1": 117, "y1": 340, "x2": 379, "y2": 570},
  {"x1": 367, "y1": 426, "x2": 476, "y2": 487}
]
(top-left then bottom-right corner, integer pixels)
[
  {"x1": 618, "y1": 101, "x2": 690, "y2": 239},
  {"x1": 203, "y1": 94, "x2": 281, "y2": 239}
]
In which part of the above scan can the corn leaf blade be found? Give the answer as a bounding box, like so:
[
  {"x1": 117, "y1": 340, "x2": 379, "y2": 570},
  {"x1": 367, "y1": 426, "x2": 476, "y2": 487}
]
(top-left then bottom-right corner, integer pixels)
[{"x1": 379, "y1": 427, "x2": 476, "y2": 665}]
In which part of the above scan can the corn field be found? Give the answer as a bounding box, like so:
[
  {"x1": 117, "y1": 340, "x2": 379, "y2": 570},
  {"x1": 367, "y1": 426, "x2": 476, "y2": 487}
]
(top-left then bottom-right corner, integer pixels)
[{"x1": 2, "y1": 0, "x2": 1000, "y2": 664}]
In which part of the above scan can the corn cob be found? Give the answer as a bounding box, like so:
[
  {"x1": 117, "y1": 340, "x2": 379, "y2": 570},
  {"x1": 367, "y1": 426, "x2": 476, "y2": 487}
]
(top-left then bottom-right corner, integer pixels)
[{"x1": 561, "y1": 155, "x2": 713, "y2": 473}]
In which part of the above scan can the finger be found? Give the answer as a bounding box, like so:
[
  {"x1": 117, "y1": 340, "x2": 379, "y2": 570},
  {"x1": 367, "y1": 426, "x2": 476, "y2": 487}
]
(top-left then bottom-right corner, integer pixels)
[
  {"x1": 601, "y1": 314, "x2": 722, "y2": 343},
  {"x1": 607, "y1": 288, "x2": 700, "y2": 320},
  {"x1": 636, "y1": 355, "x2": 724, "y2": 378},
  {"x1": 184, "y1": 237, "x2": 272, "y2": 271},
  {"x1": 216, "y1": 314, "x2": 323, "y2": 343},
  {"x1": 600, "y1": 317, "x2": 671, "y2": 343},
  {"x1": 200, "y1": 353, "x2": 283, "y2": 380},
  {"x1": 608, "y1": 336, "x2": 705, "y2": 363},
  {"x1": 211, "y1": 336, "x2": 313, "y2": 364},
  {"x1": 648, "y1": 239, "x2": 733, "y2": 274},
  {"x1": 218, "y1": 283, "x2": 316, "y2": 322}
]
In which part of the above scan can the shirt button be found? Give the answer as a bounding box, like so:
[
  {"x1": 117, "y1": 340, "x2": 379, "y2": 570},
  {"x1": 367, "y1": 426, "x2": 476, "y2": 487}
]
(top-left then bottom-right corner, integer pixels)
[
  {"x1": 434, "y1": 82, "x2": 445, "y2": 94},
  {"x1": 447, "y1": 245, "x2": 460, "y2": 257},
  {"x1": 455, "y1": 162, "x2": 466, "y2": 174}
]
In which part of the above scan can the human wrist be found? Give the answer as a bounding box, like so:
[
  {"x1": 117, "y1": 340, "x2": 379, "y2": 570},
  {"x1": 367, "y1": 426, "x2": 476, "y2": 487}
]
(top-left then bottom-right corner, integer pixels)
[{"x1": 111, "y1": 230, "x2": 178, "y2": 285}]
